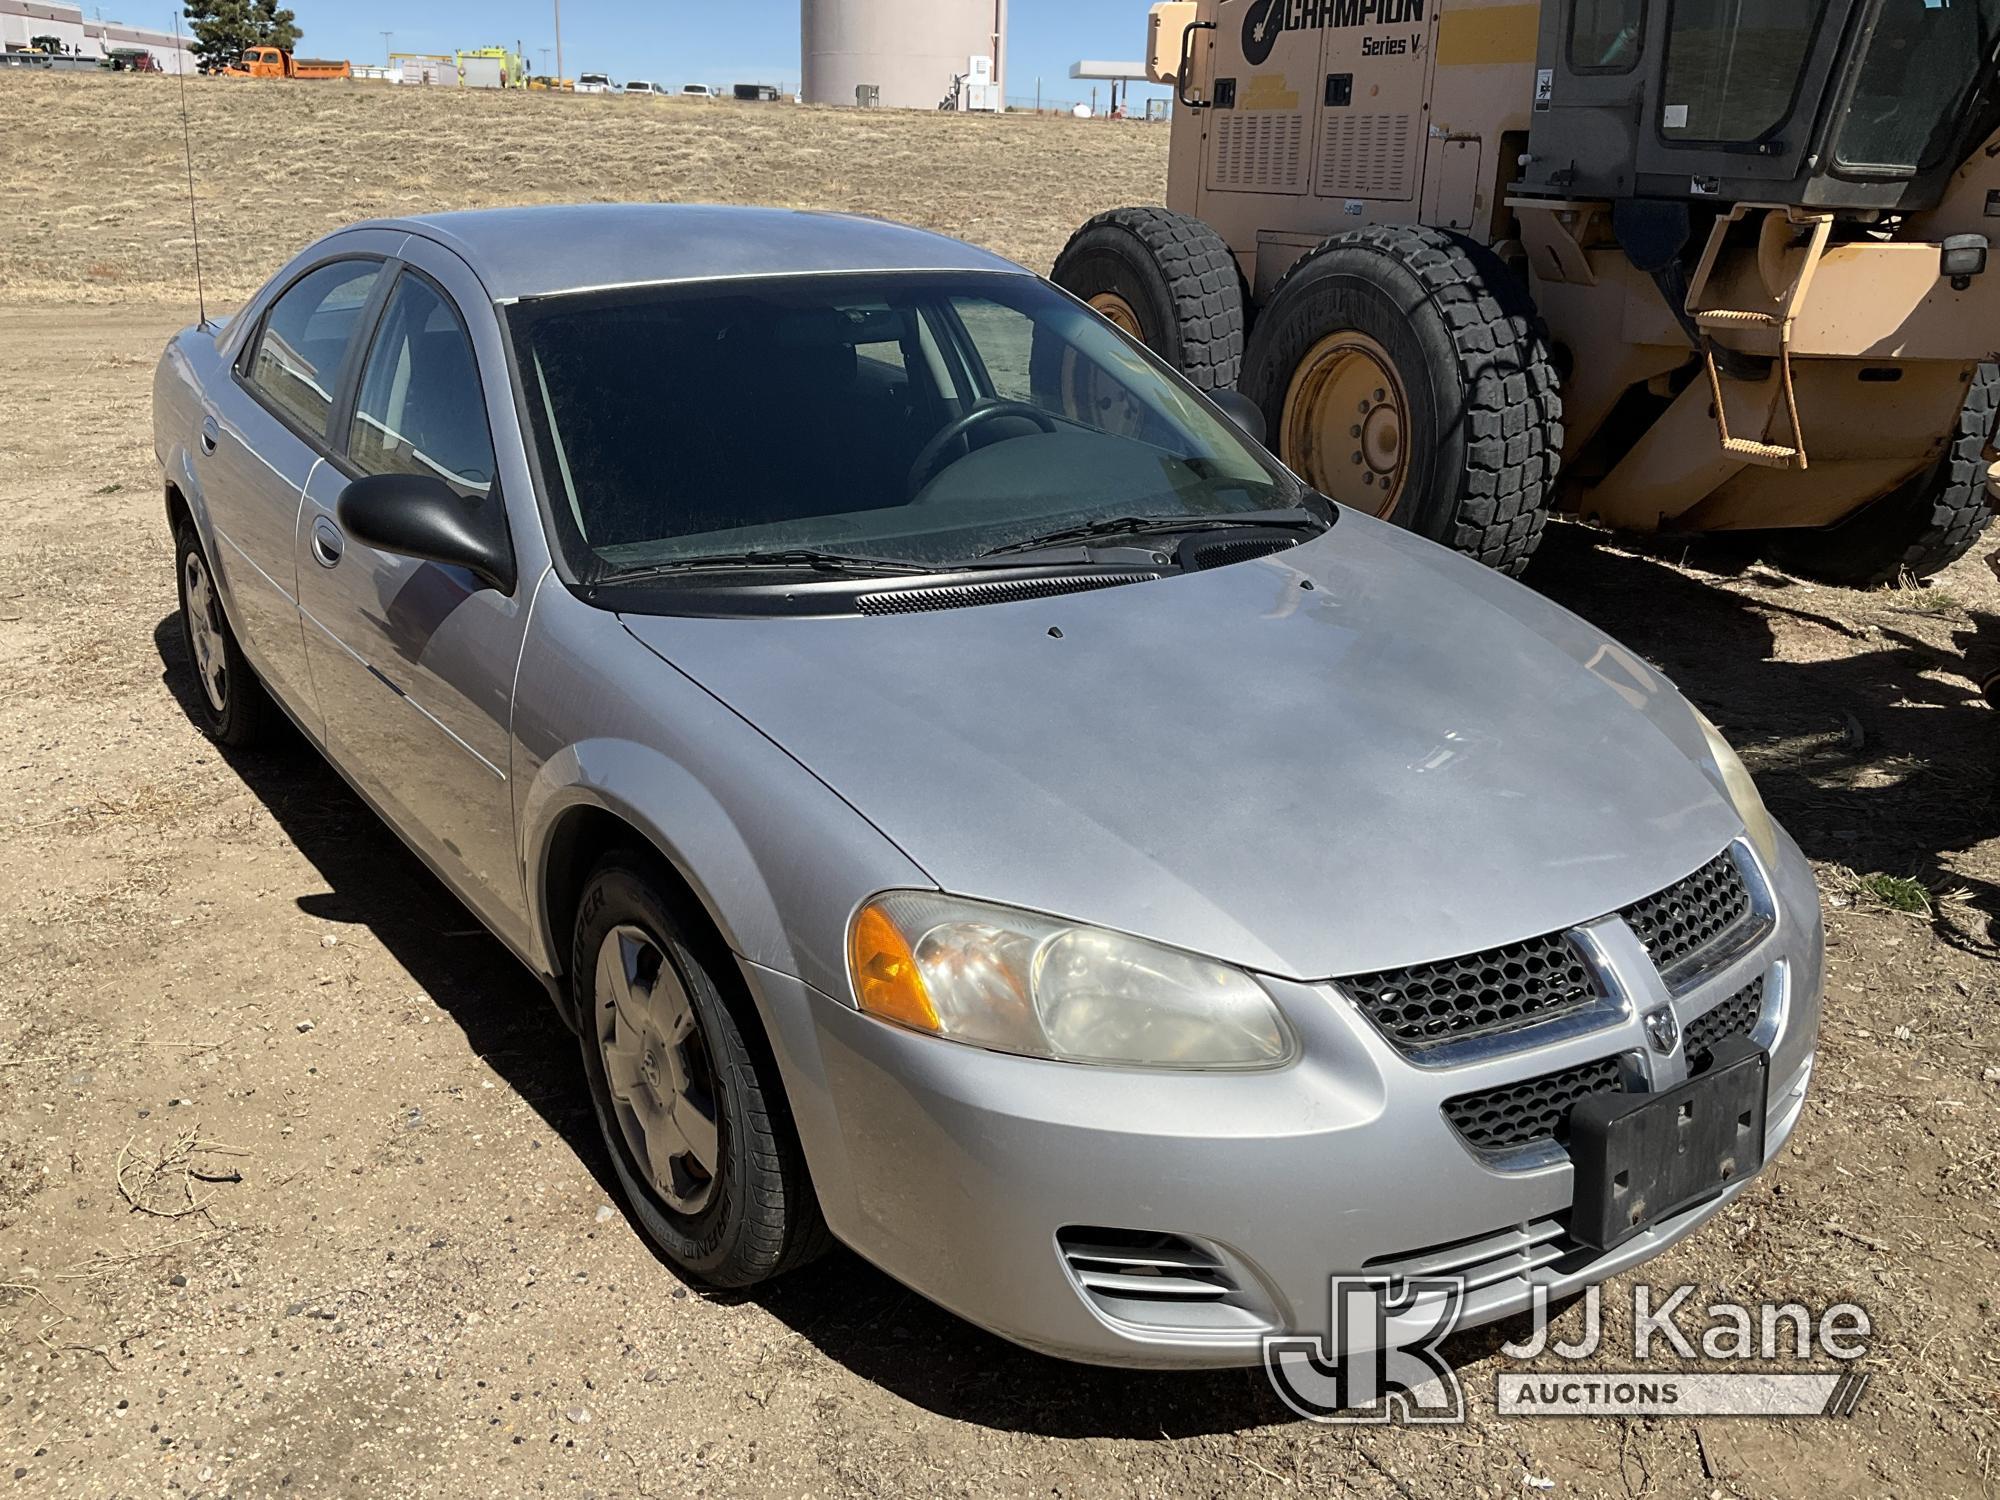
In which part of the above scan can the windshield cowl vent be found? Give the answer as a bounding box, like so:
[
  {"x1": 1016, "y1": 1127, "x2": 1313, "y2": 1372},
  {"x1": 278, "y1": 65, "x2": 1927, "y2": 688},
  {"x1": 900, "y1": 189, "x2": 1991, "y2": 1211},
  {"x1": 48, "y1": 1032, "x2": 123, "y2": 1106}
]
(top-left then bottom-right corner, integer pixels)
[
  {"x1": 1180, "y1": 534, "x2": 1295, "y2": 571},
  {"x1": 855, "y1": 571, "x2": 1162, "y2": 616}
]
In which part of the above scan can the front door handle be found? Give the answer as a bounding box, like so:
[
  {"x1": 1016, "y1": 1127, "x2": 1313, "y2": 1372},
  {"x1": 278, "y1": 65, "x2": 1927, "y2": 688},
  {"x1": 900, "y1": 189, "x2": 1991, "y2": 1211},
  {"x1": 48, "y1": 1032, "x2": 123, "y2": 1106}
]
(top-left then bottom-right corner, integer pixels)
[
  {"x1": 199, "y1": 414, "x2": 220, "y2": 453},
  {"x1": 310, "y1": 515, "x2": 345, "y2": 568}
]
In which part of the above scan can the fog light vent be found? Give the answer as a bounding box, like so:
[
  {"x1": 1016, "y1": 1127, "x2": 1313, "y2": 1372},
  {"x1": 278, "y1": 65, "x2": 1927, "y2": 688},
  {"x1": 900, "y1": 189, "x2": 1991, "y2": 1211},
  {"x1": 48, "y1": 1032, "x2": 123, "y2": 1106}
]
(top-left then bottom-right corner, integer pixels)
[{"x1": 1056, "y1": 1226, "x2": 1276, "y2": 1334}]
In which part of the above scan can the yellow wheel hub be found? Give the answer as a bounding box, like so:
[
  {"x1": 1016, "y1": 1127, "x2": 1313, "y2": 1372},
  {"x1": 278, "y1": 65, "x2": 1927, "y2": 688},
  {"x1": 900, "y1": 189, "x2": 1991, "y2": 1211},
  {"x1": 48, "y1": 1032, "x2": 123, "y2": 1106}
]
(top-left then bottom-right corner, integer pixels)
[
  {"x1": 1281, "y1": 332, "x2": 1410, "y2": 518},
  {"x1": 1088, "y1": 291, "x2": 1144, "y2": 338}
]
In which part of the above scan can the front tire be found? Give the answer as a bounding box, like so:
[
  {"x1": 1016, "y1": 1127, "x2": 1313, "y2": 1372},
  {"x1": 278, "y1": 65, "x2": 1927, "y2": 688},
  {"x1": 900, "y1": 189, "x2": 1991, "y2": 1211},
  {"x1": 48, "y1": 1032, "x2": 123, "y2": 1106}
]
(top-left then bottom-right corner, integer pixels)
[
  {"x1": 1047, "y1": 206, "x2": 1246, "y2": 392},
  {"x1": 1764, "y1": 362, "x2": 1998, "y2": 586},
  {"x1": 174, "y1": 521, "x2": 268, "y2": 747},
  {"x1": 574, "y1": 857, "x2": 828, "y2": 1287},
  {"x1": 1239, "y1": 225, "x2": 1563, "y2": 576}
]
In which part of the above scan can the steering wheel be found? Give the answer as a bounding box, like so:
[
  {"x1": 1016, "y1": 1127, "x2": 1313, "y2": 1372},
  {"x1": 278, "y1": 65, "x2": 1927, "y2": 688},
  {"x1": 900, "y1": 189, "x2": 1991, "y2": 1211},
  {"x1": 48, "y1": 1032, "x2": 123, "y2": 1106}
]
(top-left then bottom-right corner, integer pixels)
[{"x1": 907, "y1": 400, "x2": 1058, "y2": 500}]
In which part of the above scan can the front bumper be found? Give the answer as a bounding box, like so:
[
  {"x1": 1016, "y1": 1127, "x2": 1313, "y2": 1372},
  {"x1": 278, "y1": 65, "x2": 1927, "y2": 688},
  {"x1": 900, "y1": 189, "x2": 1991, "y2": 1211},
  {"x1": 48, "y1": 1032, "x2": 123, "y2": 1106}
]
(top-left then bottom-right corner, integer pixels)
[{"x1": 745, "y1": 832, "x2": 1824, "y2": 1369}]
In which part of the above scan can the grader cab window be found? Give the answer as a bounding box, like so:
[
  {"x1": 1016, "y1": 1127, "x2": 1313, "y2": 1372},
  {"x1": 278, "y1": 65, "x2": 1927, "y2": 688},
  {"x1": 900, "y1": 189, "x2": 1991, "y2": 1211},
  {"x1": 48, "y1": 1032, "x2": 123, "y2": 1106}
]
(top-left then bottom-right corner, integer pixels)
[
  {"x1": 1569, "y1": 0, "x2": 1647, "y2": 73},
  {"x1": 1658, "y1": 0, "x2": 1824, "y2": 144},
  {"x1": 1836, "y1": 0, "x2": 2000, "y2": 171}
]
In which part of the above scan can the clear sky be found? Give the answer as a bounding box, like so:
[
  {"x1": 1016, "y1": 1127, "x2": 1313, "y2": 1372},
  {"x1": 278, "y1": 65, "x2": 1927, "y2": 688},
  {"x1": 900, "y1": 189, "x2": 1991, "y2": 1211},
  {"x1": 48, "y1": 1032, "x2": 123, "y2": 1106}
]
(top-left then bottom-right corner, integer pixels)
[{"x1": 272, "y1": 0, "x2": 1168, "y2": 105}]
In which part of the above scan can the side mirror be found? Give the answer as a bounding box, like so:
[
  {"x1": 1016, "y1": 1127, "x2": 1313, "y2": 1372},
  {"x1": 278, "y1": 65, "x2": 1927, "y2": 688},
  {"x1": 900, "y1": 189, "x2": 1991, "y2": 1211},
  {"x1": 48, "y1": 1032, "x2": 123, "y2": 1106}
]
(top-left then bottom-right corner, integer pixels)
[
  {"x1": 336, "y1": 472, "x2": 517, "y2": 595},
  {"x1": 1211, "y1": 388, "x2": 1267, "y2": 447}
]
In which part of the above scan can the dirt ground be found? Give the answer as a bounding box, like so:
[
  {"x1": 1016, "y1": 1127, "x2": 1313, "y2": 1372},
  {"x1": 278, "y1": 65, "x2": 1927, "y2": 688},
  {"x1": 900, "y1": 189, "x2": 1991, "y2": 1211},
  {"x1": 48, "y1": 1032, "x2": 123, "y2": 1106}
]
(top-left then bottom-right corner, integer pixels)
[{"x1": 2, "y1": 73, "x2": 1997, "y2": 1499}]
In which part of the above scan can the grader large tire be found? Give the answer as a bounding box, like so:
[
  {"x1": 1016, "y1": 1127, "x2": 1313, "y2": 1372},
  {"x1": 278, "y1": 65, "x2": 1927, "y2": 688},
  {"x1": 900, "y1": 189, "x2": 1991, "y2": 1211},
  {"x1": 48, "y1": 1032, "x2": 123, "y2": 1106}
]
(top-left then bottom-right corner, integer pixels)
[
  {"x1": 1047, "y1": 206, "x2": 1246, "y2": 392},
  {"x1": 1764, "y1": 362, "x2": 1998, "y2": 586},
  {"x1": 1239, "y1": 226, "x2": 1562, "y2": 576}
]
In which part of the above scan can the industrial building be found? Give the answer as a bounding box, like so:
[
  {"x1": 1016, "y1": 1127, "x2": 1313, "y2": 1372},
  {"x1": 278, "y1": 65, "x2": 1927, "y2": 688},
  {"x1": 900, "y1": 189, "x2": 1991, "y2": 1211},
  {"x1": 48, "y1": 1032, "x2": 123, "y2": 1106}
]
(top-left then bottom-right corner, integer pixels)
[
  {"x1": 0, "y1": 0, "x2": 196, "y2": 72},
  {"x1": 801, "y1": 0, "x2": 1005, "y2": 111}
]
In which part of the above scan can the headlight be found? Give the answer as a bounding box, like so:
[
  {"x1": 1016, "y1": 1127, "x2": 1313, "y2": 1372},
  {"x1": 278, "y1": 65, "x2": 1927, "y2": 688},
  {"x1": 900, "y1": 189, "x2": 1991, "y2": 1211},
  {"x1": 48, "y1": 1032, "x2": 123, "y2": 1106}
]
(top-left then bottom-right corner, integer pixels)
[
  {"x1": 1694, "y1": 710, "x2": 1779, "y2": 867},
  {"x1": 846, "y1": 892, "x2": 1294, "y2": 1069}
]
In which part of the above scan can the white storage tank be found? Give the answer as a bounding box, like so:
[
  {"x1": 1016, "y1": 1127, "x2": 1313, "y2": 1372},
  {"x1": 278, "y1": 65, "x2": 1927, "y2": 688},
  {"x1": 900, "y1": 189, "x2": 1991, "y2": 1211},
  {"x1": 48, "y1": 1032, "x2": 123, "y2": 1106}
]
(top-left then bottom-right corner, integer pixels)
[{"x1": 802, "y1": 0, "x2": 1006, "y2": 111}]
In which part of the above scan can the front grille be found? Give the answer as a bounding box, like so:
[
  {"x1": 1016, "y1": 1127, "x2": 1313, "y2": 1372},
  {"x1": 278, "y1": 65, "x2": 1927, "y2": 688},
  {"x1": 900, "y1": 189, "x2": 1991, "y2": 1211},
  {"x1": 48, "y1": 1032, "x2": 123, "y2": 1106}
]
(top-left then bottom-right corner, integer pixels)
[
  {"x1": 1056, "y1": 1226, "x2": 1274, "y2": 1334},
  {"x1": 1684, "y1": 976, "x2": 1766, "y2": 1073},
  {"x1": 1339, "y1": 931, "x2": 1602, "y2": 1053},
  {"x1": 854, "y1": 571, "x2": 1160, "y2": 615},
  {"x1": 1443, "y1": 1054, "x2": 1627, "y2": 1155},
  {"x1": 1621, "y1": 851, "x2": 1754, "y2": 977}
]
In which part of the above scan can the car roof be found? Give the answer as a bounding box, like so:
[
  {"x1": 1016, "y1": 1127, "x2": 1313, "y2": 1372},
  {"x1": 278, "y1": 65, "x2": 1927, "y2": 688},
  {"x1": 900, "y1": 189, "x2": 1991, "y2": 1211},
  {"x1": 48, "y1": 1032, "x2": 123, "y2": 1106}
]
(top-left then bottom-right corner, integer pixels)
[{"x1": 336, "y1": 203, "x2": 1031, "y2": 302}]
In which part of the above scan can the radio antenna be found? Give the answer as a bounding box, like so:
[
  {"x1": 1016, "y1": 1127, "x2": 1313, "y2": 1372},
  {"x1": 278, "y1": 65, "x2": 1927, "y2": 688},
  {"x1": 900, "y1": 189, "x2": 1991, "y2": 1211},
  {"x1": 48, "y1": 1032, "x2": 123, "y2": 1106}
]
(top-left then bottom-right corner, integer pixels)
[{"x1": 171, "y1": 9, "x2": 207, "y2": 325}]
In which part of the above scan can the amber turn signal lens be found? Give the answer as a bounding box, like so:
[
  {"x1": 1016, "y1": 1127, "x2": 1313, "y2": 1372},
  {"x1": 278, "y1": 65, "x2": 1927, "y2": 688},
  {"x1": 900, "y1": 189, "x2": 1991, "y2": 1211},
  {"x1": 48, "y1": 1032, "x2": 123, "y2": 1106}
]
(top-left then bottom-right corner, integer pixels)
[{"x1": 849, "y1": 902, "x2": 940, "y2": 1032}]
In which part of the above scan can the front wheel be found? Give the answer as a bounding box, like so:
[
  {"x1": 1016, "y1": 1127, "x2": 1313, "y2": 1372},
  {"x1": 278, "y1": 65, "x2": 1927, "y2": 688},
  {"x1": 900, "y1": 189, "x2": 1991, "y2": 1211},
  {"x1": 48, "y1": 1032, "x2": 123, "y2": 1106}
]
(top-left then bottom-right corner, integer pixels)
[
  {"x1": 1238, "y1": 225, "x2": 1563, "y2": 576},
  {"x1": 574, "y1": 857, "x2": 829, "y2": 1287}
]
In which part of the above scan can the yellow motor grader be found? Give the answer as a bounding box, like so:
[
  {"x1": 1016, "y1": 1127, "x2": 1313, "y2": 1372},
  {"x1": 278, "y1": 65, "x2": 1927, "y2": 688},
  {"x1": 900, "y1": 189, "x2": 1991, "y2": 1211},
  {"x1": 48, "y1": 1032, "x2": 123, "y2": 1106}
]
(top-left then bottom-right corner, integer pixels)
[{"x1": 1051, "y1": 0, "x2": 2000, "y2": 581}]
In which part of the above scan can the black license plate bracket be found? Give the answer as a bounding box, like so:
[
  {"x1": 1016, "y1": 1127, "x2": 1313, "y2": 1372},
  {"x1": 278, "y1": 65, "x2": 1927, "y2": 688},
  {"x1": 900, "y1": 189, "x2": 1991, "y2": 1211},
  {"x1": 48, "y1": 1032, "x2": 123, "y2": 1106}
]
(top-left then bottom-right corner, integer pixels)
[{"x1": 1568, "y1": 1038, "x2": 1767, "y2": 1252}]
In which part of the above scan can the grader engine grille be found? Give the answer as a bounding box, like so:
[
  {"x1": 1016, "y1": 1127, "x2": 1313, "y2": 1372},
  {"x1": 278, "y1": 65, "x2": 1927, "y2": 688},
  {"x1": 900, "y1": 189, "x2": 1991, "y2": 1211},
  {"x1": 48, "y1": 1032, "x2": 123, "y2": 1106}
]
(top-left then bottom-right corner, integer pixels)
[
  {"x1": 1317, "y1": 112, "x2": 1415, "y2": 200},
  {"x1": 1211, "y1": 112, "x2": 1308, "y2": 194}
]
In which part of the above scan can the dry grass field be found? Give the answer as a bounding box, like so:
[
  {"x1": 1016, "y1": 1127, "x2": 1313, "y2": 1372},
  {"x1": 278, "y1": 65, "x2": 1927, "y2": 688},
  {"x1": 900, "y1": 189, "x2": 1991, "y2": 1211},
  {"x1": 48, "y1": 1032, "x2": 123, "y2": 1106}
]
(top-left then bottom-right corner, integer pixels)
[
  {"x1": 2, "y1": 71, "x2": 1999, "y2": 1499},
  {"x1": 1, "y1": 72, "x2": 1164, "y2": 306}
]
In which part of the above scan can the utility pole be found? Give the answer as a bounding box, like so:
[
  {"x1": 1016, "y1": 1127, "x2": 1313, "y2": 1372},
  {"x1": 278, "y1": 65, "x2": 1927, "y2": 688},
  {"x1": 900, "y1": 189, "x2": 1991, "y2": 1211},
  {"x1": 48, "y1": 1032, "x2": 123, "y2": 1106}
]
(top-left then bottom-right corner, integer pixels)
[
  {"x1": 553, "y1": 0, "x2": 564, "y2": 83},
  {"x1": 380, "y1": 31, "x2": 392, "y2": 64}
]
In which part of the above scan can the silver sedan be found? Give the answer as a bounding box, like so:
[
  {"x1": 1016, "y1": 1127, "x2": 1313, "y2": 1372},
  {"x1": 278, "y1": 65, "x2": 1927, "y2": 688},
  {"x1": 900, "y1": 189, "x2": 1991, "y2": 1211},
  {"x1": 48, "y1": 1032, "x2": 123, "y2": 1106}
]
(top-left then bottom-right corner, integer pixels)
[{"x1": 153, "y1": 204, "x2": 1822, "y2": 1368}]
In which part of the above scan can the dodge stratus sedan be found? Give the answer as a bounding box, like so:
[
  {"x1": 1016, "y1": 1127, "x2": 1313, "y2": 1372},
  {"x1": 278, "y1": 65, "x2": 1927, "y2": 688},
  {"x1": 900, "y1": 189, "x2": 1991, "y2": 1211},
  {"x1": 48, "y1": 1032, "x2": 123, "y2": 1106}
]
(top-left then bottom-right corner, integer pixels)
[{"x1": 153, "y1": 204, "x2": 1822, "y2": 1367}]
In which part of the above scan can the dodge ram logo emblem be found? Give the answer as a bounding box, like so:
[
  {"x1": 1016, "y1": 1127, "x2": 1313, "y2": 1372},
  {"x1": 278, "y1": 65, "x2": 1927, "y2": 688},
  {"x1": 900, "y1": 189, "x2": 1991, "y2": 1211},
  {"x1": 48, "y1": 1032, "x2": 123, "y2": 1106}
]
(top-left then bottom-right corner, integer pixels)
[{"x1": 1643, "y1": 1006, "x2": 1680, "y2": 1056}]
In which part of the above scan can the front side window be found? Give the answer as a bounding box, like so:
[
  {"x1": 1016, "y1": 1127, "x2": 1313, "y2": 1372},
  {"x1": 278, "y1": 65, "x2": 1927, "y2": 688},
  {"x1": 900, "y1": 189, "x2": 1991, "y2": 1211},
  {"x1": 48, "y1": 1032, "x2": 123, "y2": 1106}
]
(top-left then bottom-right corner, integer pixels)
[
  {"x1": 245, "y1": 259, "x2": 381, "y2": 440},
  {"x1": 1659, "y1": 0, "x2": 1826, "y2": 144},
  {"x1": 1570, "y1": 0, "x2": 1647, "y2": 72},
  {"x1": 347, "y1": 272, "x2": 495, "y2": 494},
  {"x1": 1837, "y1": 0, "x2": 2000, "y2": 170},
  {"x1": 509, "y1": 272, "x2": 1294, "y2": 580}
]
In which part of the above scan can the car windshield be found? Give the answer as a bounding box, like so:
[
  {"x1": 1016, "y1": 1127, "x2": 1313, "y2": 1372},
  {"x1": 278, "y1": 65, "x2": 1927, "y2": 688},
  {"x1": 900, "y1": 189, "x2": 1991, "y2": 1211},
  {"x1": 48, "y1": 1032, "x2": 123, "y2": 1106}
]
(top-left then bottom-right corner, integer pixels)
[{"x1": 508, "y1": 271, "x2": 1300, "y2": 581}]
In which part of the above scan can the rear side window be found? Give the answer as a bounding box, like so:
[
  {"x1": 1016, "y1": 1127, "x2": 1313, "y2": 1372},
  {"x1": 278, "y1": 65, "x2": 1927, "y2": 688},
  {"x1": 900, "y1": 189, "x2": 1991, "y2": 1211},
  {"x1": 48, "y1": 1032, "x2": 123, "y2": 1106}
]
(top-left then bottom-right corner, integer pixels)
[
  {"x1": 347, "y1": 272, "x2": 496, "y2": 494},
  {"x1": 245, "y1": 260, "x2": 381, "y2": 439},
  {"x1": 1569, "y1": 0, "x2": 1646, "y2": 72}
]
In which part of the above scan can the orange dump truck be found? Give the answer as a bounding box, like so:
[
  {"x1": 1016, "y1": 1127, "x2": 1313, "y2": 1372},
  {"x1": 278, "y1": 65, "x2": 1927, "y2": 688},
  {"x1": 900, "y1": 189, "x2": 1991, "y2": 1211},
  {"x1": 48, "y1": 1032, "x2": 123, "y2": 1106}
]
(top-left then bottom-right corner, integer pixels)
[{"x1": 223, "y1": 47, "x2": 351, "y2": 80}]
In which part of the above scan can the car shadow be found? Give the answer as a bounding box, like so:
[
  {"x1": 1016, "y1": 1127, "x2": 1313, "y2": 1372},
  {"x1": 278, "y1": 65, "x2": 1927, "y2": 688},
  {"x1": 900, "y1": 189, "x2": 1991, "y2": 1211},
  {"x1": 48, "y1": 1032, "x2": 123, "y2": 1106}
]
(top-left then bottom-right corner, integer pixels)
[
  {"x1": 150, "y1": 613, "x2": 614, "y2": 1198},
  {"x1": 733, "y1": 1266, "x2": 1560, "y2": 1435}
]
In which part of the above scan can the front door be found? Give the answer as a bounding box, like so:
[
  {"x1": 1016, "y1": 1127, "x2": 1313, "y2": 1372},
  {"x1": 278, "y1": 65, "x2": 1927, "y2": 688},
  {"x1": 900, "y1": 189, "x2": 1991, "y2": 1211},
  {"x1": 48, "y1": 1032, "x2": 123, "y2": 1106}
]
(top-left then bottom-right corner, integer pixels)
[{"x1": 293, "y1": 247, "x2": 531, "y2": 947}]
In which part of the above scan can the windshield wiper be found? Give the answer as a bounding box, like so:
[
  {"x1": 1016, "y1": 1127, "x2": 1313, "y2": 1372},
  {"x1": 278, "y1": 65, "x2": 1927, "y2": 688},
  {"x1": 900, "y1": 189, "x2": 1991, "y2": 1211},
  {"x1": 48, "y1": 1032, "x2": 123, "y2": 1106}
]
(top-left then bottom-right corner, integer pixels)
[
  {"x1": 980, "y1": 507, "x2": 1329, "y2": 557},
  {"x1": 603, "y1": 548, "x2": 938, "y2": 581}
]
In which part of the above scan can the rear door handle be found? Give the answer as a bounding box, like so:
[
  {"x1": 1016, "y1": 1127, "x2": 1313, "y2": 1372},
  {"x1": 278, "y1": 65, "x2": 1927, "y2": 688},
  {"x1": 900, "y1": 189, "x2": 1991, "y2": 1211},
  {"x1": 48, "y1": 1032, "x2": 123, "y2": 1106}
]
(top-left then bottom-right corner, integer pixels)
[
  {"x1": 310, "y1": 515, "x2": 345, "y2": 568},
  {"x1": 199, "y1": 414, "x2": 220, "y2": 453}
]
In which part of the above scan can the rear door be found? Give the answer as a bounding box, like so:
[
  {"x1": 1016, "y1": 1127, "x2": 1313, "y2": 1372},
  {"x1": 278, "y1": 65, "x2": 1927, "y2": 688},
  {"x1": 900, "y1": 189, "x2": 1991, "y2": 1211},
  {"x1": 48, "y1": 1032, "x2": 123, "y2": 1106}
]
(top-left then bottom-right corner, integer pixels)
[
  {"x1": 293, "y1": 242, "x2": 532, "y2": 946},
  {"x1": 201, "y1": 254, "x2": 386, "y2": 737}
]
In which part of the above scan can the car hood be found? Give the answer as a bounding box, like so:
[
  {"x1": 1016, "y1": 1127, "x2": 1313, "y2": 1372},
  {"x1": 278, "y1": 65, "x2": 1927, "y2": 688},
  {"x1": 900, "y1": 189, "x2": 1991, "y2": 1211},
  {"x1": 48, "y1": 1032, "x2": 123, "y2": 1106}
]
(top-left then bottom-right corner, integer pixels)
[{"x1": 619, "y1": 514, "x2": 1744, "y2": 980}]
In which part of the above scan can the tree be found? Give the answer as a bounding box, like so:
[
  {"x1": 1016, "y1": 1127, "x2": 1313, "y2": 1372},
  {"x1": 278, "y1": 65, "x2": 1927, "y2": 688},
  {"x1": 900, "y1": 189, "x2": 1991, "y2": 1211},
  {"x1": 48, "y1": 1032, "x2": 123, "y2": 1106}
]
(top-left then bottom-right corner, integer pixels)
[{"x1": 183, "y1": 0, "x2": 302, "y2": 73}]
